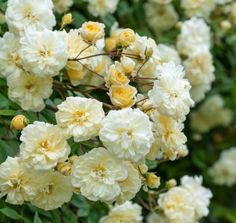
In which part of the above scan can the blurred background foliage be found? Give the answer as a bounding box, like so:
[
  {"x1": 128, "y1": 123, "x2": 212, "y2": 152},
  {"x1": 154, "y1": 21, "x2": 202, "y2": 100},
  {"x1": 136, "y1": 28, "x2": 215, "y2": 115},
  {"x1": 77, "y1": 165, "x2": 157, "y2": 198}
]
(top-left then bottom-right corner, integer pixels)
[{"x1": 0, "y1": 0, "x2": 236, "y2": 222}]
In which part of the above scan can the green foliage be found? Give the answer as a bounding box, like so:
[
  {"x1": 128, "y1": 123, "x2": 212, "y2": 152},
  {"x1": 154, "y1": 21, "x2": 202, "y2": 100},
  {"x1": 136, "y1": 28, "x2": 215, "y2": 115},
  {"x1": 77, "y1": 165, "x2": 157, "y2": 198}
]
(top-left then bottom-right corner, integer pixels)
[{"x1": 0, "y1": 0, "x2": 236, "y2": 222}]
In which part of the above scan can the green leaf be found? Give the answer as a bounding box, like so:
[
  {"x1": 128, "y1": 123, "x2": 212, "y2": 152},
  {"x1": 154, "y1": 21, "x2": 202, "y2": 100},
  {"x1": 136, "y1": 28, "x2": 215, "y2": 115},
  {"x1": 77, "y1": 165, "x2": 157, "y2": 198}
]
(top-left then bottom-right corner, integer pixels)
[
  {"x1": 0, "y1": 207, "x2": 21, "y2": 220},
  {"x1": 34, "y1": 212, "x2": 42, "y2": 223},
  {"x1": 0, "y1": 110, "x2": 16, "y2": 116}
]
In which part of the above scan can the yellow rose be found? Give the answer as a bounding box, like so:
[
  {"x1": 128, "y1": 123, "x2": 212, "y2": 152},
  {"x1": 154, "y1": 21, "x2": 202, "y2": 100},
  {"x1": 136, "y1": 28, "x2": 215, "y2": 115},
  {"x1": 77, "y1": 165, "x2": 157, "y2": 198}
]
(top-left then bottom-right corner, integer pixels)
[
  {"x1": 66, "y1": 61, "x2": 87, "y2": 85},
  {"x1": 146, "y1": 173, "x2": 160, "y2": 189},
  {"x1": 118, "y1": 28, "x2": 136, "y2": 46},
  {"x1": 80, "y1": 21, "x2": 105, "y2": 43},
  {"x1": 121, "y1": 56, "x2": 136, "y2": 74},
  {"x1": 105, "y1": 37, "x2": 117, "y2": 52},
  {"x1": 61, "y1": 13, "x2": 73, "y2": 28},
  {"x1": 11, "y1": 115, "x2": 29, "y2": 130},
  {"x1": 106, "y1": 64, "x2": 129, "y2": 87},
  {"x1": 109, "y1": 84, "x2": 137, "y2": 108}
]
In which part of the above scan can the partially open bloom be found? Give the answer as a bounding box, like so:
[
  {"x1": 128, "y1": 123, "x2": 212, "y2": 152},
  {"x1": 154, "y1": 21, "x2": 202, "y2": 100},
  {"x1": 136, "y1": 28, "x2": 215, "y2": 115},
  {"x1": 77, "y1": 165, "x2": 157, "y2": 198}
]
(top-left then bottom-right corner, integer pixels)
[
  {"x1": 99, "y1": 201, "x2": 143, "y2": 223},
  {"x1": 146, "y1": 173, "x2": 160, "y2": 189},
  {"x1": 20, "y1": 29, "x2": 67, "y2": 77},
  {"x1": 105, "y1": 63, "x2": 129, "y2": 87},
  {"x1": 0, "y1": 32, "x2": 21, "y2": 78},
  {"x1": 20, "y1": 121, "x2": 70, "y2": 170},
  {"x1": 99, "y1": 108, "x2": 154, "y2": 162},
  {"x1": 31, "y1": 171, "x2": 73, "y2": 210},
  {"x1": 85, "y1": 0, "x2": 119, "y2": 17},
  {"x1": 72, "y1": 147, "x2": 128, "y2": 202},
  {"x1": 148, "y1": 62, "x2": 194, "y2": 121},
  {"x1": 0, "y1": 157, "x2": 40, "y2": 205},
  {"x1": 118, "y1": 28, "x2": 136, "y2": 47},
  {"x1": 56, "y1": 97, "x2": 105, "y2": 142},
  {"x1": 5, "y1": 0, "x2": 55, "y2": 34},
  {"x1": 109, "y1": 84, "x2": 137, "y2": 108},
  {"x1": 209, "y1": 147, "x2": 236, "y2": 186},
  {"x1": 7, "y1": 71, "x2": 53, "y2": 112},
  {"x1": 80, "y1": 21, "x2": 105, "y2": 43}
]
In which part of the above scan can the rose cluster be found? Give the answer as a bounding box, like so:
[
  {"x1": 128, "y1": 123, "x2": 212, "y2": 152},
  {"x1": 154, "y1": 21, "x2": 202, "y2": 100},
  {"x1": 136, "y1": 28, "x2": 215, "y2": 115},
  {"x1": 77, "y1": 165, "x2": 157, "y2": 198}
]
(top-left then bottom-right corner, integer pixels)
[{"x1": 0, "y1": 0, "x2": 215, "y2": 222}]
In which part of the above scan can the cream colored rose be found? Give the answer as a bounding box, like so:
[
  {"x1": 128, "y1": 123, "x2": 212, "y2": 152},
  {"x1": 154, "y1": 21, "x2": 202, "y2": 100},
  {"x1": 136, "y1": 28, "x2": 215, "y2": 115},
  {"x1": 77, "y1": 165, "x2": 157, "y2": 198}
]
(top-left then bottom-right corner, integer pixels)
[
  {"x1": 106, "y1": 63, "x2": 129, "y2": 87},
  {"x1": 109, "y1": 84, "x2": 137, "y2": 108},
  {"x1": 118, "y1": 28, "x2": 136, "y2": 46},
  {"x1": 80, "y1": 21, "x2": 105, "y2": 43}
]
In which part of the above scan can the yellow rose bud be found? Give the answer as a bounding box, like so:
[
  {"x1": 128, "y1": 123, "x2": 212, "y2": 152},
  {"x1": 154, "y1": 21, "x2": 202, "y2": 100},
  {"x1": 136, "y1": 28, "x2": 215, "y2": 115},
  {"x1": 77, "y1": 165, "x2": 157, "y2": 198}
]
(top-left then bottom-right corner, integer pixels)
[
  {"x1": 175, "y1": 21, "x2": 183, "y2": 29},
  {"x1": 11, "y1": 115, "x2": 29, "y2": 130},
  {"x1": 109, "y1": 84, "x2": 137, "y2": 108},
  {"x1": 73, "y1": 187, "x2": 81, "y2": 194},
  {"x1": 221, "y1": 20, "x2": 232, "y2": 32},
  {"x1": 105, "y1": 37, "x2": 117, "y2": 52},
  {"x1": 178, "y1": 146, "x2": 189, "y2": 158},
  {"x1": 62, "y1": 13, "x2": 73, "y2": 27},
  {"x1": 163, "y1": 147, "x2": 176, "y2": 160},
  {"x1": 118, "y1": 28, "x2": 136, "y2": 47},
  {"x1": 138, "y1": 164, "x2": 148, "y2": 175},
  {"x1": 120, "y1": 56, "x2": 136, "y2": 74},
  {"x1": 166, "y1": 179, "x2": 177, "y2": 189},
  {"x1": 106, "y1": 64, "x2": 129, "y2": 87},
  {"x1": 66, "y1": 61, "x2": 87, "y2": 85},
  {"x1": 57, "y1": 162, "x2": 72, "y2": 176},
  {"x1": 145, "y1": 47, "x2": 153, "y2": 58},
  {"x1": 146, "y1": 173, "x2": 160, "y2": 189},
  {"x1": 69, "y1": 155, "x2": 79, "y2": 163},
  {"x1": 80, "y1": 21, "x2": 105, "y2": 43}
]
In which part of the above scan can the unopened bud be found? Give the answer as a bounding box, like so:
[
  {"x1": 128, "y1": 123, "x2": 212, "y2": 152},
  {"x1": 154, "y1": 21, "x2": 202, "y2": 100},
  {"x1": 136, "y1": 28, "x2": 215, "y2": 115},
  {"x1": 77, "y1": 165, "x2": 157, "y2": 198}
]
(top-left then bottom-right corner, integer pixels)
[
  {"x1": 166, "y1": 179, "x2": 177, "y2": 189},
  {"x1": 61, "y1": 13, "x2": 73, "y2": 29},
  {"x1": 145, "y1": 47, "x2": 153, "y2": 58},
  {"x1": 221, "y1": 20, "x2": 232, "y2": 31},
  {"x1": 69, "y1": 155, "x2": 79, "y2": 163},
  {"x1": 175, "y1": 21, "x2": 183, "y2": 29},
  {"x1": 146, "y1": 173, "x2": 160, "y2": 189},
  {"x1": 73, "y1": 187, "x2": 80, "y2": 194},
  {"x1": 138, "y1": 164, "x2": 148, "y2": 175},
  {"x1": 105, "y1": 37, "x2": 117, "y2": 52},
  {"x1": 178, "y1": 146, "x2": 189, "y2": 158},
  {"x1": 57, "y1": 162, "x2": 72, "y2": 176},
  {"x1": 11, "y1": 115, "x2": 29, "y2": 130}
]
